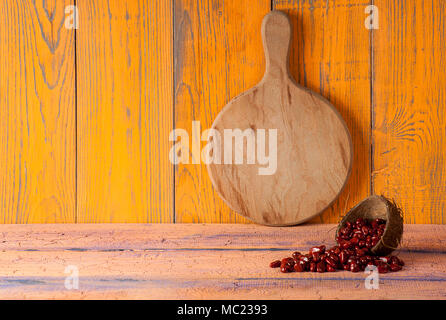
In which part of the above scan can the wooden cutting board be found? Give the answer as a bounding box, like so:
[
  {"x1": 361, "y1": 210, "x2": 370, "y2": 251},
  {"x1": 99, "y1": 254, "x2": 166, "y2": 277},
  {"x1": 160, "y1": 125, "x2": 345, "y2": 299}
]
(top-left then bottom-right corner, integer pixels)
[{"x1": 206, "y1": 11, "x2": 353, "y2": 226}]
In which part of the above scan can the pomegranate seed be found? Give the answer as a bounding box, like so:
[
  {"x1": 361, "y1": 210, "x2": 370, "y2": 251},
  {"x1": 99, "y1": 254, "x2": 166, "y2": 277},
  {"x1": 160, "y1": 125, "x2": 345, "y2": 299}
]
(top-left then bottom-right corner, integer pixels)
[
  {"x1": 294, "y1": 263, "x2": 304, "y2": 272},
  {"x1": 270, "y1": 260, "x2": 281, "y2": 268},
  {"x1": 317, "y1": 261, "x2": 326, "y2": 273},
  {"x1": 326, "y1": 264, "x2": 336, "y2": 272},
  {"x1": 339, "y1": 251, "x2": 349, "y2": 264},
  {"x1": 292, "y1": 251, "x2": 301, "y2": 259},
  {"x1": 377, "y1": 263, "x2": 389, "y2": 273},
  {"x1": 309, "y1": 262, "x2": 317, "y2": 272},
  {"x1": 325, "y1": 256, "x2": 338, "y2": 268},
  {"x1": 390, "y1": 263, "x2": 402, "y2": 272},
  {"x1": 281, "y1": 257, "x2": 295, "y2": 266},
  {"x1": 350, "y1": 263, "x2": 360, "y2": 272}
]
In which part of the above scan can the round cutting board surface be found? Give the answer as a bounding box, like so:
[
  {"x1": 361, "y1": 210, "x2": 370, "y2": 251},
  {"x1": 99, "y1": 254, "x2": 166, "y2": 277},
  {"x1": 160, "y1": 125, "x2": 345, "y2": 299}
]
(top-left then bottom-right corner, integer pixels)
[{"x1": 206, "y1": 11, "x2": 353, "y2": 226}]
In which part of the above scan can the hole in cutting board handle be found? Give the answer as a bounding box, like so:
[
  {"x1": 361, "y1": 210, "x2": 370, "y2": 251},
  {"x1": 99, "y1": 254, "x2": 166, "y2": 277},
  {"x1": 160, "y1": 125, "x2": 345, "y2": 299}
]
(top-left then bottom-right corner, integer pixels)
[{"x1": 261, "y1": 10, "x2": 292, "y2": 79}]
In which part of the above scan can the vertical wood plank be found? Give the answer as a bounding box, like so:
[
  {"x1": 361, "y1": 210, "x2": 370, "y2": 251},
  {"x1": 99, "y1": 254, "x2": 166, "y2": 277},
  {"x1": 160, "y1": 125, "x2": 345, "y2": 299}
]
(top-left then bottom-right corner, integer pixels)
[
  {"x1": 275, "y1": 0, "x2": 372, "y2": 223},
  {"x1": 174, "y1": 0, "x2": 271, "y2": 223},
  {"x1": 373, "y1": 1, "x2": 446, "y2": 224},
  {"x1": 0, "y1": 0, "x2": 76, "y2": 222},
  {"x1": 77, "y1": 0, "x2": 173, "y2": 222}
]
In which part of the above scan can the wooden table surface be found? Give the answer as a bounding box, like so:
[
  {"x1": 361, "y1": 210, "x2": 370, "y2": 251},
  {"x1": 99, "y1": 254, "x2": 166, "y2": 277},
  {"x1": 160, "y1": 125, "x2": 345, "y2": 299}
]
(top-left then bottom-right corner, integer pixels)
[{"x1": 0, "y1": 224, "x2": 445, "y2": 299}]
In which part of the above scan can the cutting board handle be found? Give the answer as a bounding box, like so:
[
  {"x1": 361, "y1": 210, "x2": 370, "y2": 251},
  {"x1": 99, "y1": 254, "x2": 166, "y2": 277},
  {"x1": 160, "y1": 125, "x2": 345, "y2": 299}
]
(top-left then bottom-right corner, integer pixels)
[{"x1": 261, "y1": 11, "x2": 292, "y2": 79}]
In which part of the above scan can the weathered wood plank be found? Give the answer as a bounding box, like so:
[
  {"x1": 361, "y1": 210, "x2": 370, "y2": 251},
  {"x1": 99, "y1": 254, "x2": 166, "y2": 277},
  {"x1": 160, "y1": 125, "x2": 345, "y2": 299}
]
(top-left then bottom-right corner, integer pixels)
[
  {"x1": 0, "y1": 224, "x2": 445, "y2": 299},
  {"x1": 0, "y1": 1, "x2": 76, "y2": 222},
  {"x1": 373, "y1": 0, "x2": 446, "y2": 224},
  {"x1": 77, "y1": 0, "x2": 173, "y2": 222},
  {"x1": 174, "y1": 0, "x2": 271, "y2": 223},
  {"x1": 0, "y1": 250, "x2": 445, "y2": 299},
  {"x1": 0, "y1": 224, "x2": 444, "y2": 252},
  {"x1": 274, "y1": 0, "x2": 372, "y2": 223}
]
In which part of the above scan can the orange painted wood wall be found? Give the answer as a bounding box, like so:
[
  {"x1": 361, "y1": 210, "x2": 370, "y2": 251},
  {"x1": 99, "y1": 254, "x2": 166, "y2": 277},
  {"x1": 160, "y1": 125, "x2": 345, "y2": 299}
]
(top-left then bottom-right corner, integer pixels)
[{"x1": 0, "y1": 0, "x2": 445, "y2": 224}]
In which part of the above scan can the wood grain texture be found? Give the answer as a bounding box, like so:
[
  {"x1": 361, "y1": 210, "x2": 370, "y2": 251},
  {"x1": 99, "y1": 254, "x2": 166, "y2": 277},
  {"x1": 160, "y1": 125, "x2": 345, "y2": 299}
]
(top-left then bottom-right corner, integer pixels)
[
  {"x1": 77, "y1": 0, "x2": 173, "y2": 222},
  {"x1": 0, "y1": 0, "x2": 76, "y2": 222},
  {"x1": 174, "y1": 0, "x2": 271, "y2": 223},
  {"x1": 1, "y1": 0, "x2": 445, "y2": 225},
  {"x1": 373, "y1": 0, "x2": 446, "y2": 224},
  {"x1": 207, "y1": 11, "x2": 352, "y2": 225},
  {"x1": 0, "y1": 224, "x2": 445, "y2": 299},
  {"x1": 274, "y1": 0, "x2": 372, "y2": 223}
]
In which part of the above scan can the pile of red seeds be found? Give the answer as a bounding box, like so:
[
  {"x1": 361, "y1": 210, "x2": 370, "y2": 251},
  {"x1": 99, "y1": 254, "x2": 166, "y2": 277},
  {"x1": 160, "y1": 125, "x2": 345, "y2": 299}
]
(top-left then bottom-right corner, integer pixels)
[{"x1": 270, "y1": 218, "x2": 404, "y2": 274}]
